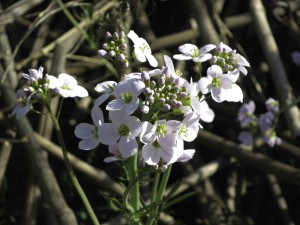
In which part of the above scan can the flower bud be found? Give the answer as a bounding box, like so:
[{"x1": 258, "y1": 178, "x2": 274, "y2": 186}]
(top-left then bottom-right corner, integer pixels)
[
  {"x1": 118, "y1": 53, "x2": 126, "y2": 62},
  {"x1": 102, "y1": 43, "x2": 110, "y2": 50},
  {"x1": 105, "y1": 31, "x2": 112, "y2": 40},
  {"x1": 140, "y1": 105, "x2": 149, "y2": 114},
  {"x1": 109, "y1": 50, "x2": 116, "y2": 57},
  {"x1": 121, "y1": 43, "x2": 127, "y2": 50},
  {"x1": 162, "y1": 104, "x2": 171, "y2": 112},
  {"x1": 120, "y1": 31, "x2": 125, "y2": 39},
  {"x1": 113, "y1": 32, "x2": 119, "y2": 40},
  {"x1": 98, "y1": 49, "x2": 107, "y2": 57},
  {"x1": 141, "y1": 71, "x2": 150, "y2": 81}
]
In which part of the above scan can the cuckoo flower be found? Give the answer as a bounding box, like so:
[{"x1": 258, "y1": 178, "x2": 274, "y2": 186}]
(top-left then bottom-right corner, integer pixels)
[
  {"x1": 211, "y1": 42, "x2": 250, "y2": 75},
  {"x1": 106, "y1": 78, "x2": 145, "y2": 115},
  {"x1": 128, "y1": 30, "x2": 158, "y2": 67},
  {"x1": 98, "y1": 110, "x2": 142, "y2": 159},
  {"x1": 74, "y1": 107, "x2": 104, "y2": 150},
  {"x1": 11, "y1": 89, "x2": 31, "y2": 119},
  {"x1": 140, "y1": 120, "x2": 182, "y2": 165},
  {"x1": 94, "y1": 81, "x2": 117, "y2": 106},
  {"x1": 173, "y1": 43, "x2": 215, "y2": 63},
  {"x1": 198, "y1": 65, "x2": 243, "y2": 103},
  {"x1": 48, "y1": 73, "x2": 88, "y2": 98}
]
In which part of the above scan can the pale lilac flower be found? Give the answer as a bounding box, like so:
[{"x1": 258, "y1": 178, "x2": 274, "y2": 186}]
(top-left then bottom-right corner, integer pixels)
[
  {"x1": 173, "y1": 43, "x2": 215, "y2": 63},
  {"x1": 22, "y1": 66, "x2": 44, "y2": 82},
  {"x1": 198, "y1": 96, "x2": 215, "y2": 123},
  {"x1": 142, "y1": 142, "x2": 182, "y2": 166},
  {"x1": 107, "y1": 78, "x2": 145, "y2": 115},
  {"x1": 74, "y1": 106, "x2": 104, "y2": 150},
  {"x1": 103, "y1": 143, "x2": 122, "y2": 163},
  {"x1": 127, "y1": 30, "x2": 158, "y2": 67},
  {"x1": 263, "y1": 130, "x2": 281, "y2": 148},
  {"x1": 214, "y1": 42, "x2": 250, "y2": 75},
  {"x1": 94, "y1": 81, "x2": 117, "y2": 106},
  {"x1": 180, "y1": 78, "x2": 215, "y2": 123},
  {"x1": 258, "y1": 111, "x2": 275, "y2": 132},
  {"x1": 48, "y1": 73, "x2": 88, "y2": 98},
  {"x1": 237, "y1": 100, "x2": 256, "y2": 128},
  {"x1": 198, "y1": 65, "x2": 243, "y2": 103},
  {"x1": 178, "y1": 112, "x2": 201, "y2": 142},
  {"x1": 265, "y1": 98, "x2": 279, "y2": 113},
  {"x1": 177, "y1": 149, "x2": 196, "y2": 162},
  {"x1": 12, "y1": 90, "x2": 31, "y2": 119},
  {"x1": 291, "y1": 51, "x2": 300, "y2": 66},
  {"x1": 238, "y1": 131, "x2": 253, "y2": 146},
  {"x1": 140, "y1": 120, "x2": 181, "y2": 146},
  {"x1": 140, "y1": 120, "x2": 182, "y2": 165},
  {"x1": 98, "y1": 110, "x2": 142, "y2": 159}
]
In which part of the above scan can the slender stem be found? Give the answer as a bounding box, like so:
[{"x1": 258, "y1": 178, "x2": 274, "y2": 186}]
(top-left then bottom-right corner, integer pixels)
[
  {"x1": 156, "y1": 164, "x2": 172, "y2": 202},
  {"x1": 147, "y1": 165, "x2": 172, "y2": 225},
  {"x1": 54, "y1": 0, "x2": 96, "y2": 49},
  {"x1": 48, "y1": 108, "x2": 100, "y2": 225},
  {"x1": 131, "y1": 153, "x2": 140, "y2": 212},
  {"x1": 151, "y1": 172, "x2": 161, "y2": 204}
]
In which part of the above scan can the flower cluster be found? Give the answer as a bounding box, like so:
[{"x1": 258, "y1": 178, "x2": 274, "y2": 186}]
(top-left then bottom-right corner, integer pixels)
[
  {"x1": 237, "y1": 98, "x2": 281, "y2": 148},
  {"x1": 12, "y1": 67, "x2": 88, "y2": 118},
  {"x1": 75, "y1": 55, "x2": 214, "y2": 167},
  {"x1": 75, "y1": 31, "x2": 252, "y2": 169},
  {"x1": 174, "y1": 42, "x2": 250, "y2": 103},
  {"x1": 98, "y1": 31, "x2": 129, "y2": 67}
]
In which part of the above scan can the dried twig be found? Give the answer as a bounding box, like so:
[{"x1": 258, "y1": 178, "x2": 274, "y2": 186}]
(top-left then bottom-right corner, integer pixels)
[
  {"x1": 198, "y1": 129, "x2": 300, "y2": 186},
  {"x1": 34, "y1": 132, "x2": 125, "y2": 196},
  {"x1": 0, "y1": 84, "x2": 78, "y2": 225},
  {"x1": 249, "y1": 0, "x2": 300, "y2": 137}
]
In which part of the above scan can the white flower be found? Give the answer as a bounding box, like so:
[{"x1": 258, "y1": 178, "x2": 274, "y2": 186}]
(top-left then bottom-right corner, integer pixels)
[
  {"x1": 173, "y1": 43, "x2": 215, "y2": 63},
  {"x1": 198, "y1": 65, "x2": 243, "y2": 103},
  {"x1": 94, "y1": 81, "x2": 117, "y2": 106},
  {"x1": 142, "y1": 142, "x2": 182, "y2": 166},
  {"x1": 98, "y1": 110, "x2": 142, "y2": 159},
  {"x1": 215, "y1": 42, "x2": 250, "y2": 75},
  {"x1": 103, "y1": 143, "x2": 122, "y2": 163},
  {"x1": 22, "y1": 66, "x2": 44, "y2": 82},
  {"x1": 178, "y1": 112, "x2": 201, "y2": 142},
  {"x1": 127, "y1": 30, "x2": 158, "y2": 67},
  {"x1": 48, "y1": 73, "x2": 88, "y2": 98},
  {"x1": 74, "y1": 106, "x2": 104, "y2": 150},
  {"x1": 12, "y1": 89, "x2": 31, "y2": 119},
  {"x1": 107, "y1": 78, "x2": 145, "y2": 115},
  {"x1": 140, "y1": 120, "x2": 183, "y2": 165}
]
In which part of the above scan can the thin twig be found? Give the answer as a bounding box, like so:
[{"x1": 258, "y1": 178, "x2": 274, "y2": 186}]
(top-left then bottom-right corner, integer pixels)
[
  {"x1": 34, "y1": 132, "x2": 125, "y2": 196},
  {"x1": 249, "y1": 0, "x2": 300, "y2": 137},
  {"x1": 198, "y1": 129, "x2": 300, "y2": 186},
  {"x1": 0, "y1": 84, "x2": 78, "y2": 225}
]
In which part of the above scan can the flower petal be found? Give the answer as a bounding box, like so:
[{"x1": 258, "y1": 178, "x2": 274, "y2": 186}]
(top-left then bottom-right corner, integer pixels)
[
  {"x1": 78, "y1": 138, "x2": 99, "y2": 150},
  {"x1": 74, "y1": 123, "x2": 94, "y2": 139},
  {"x1": 118, "y1": 137, "x2": 138, "y2": 159},
  {"x1": 198, "y1": 77, "x2": 212, "y2": 94},
  {"x1": 142, "y1": 143, "x2": 161, "y2": 165}
]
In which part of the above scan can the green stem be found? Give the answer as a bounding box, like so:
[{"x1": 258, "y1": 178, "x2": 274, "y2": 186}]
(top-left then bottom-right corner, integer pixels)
[
  {"x1": 156, "y1": 164, "x2": 172, "y2": 202},
  {"x1": 151, "y1": 172, "x2": 161, "y2": 204},
  {"x1": 131, "y1": 153, "x2": 140, "y2": 212},
  {"x1": 48, "y1": 108, "x2": 100, "y2": 225},
  {"x1": 54, "y1": 0, "x2": 96, "y2": 49},
  {"x1": 147, "y1": 165, "x2": 172, "y2": 225}
]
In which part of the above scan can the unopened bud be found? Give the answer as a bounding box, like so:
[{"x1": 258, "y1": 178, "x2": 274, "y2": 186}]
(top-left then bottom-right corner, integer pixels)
[{"x1": 141, "y1": 105, "x2": 149, "y2": 114}]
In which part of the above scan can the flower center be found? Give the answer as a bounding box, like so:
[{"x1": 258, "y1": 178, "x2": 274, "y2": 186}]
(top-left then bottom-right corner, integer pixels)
[
  {"x1": 212, "y1": 77, "x2": 221, "y2": 88},
  {"x1": 118, "y1": 124, "x2": 130, "y2": 136},
  {"x1": 192, "y1": 48, "x2": 200, "y2": 58},
  {"x1": 140, "y1": 43, "x2": 150, "y2": 53},
  {"x1": 156, "y1": 124, "x2": 167, "y2": 137},
  {"x1": 179, "y1": 125, "x2": 188, "y2": 137},
  {"x1": 120, "y1": 92, "x2": 133, "y2": 103}
]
